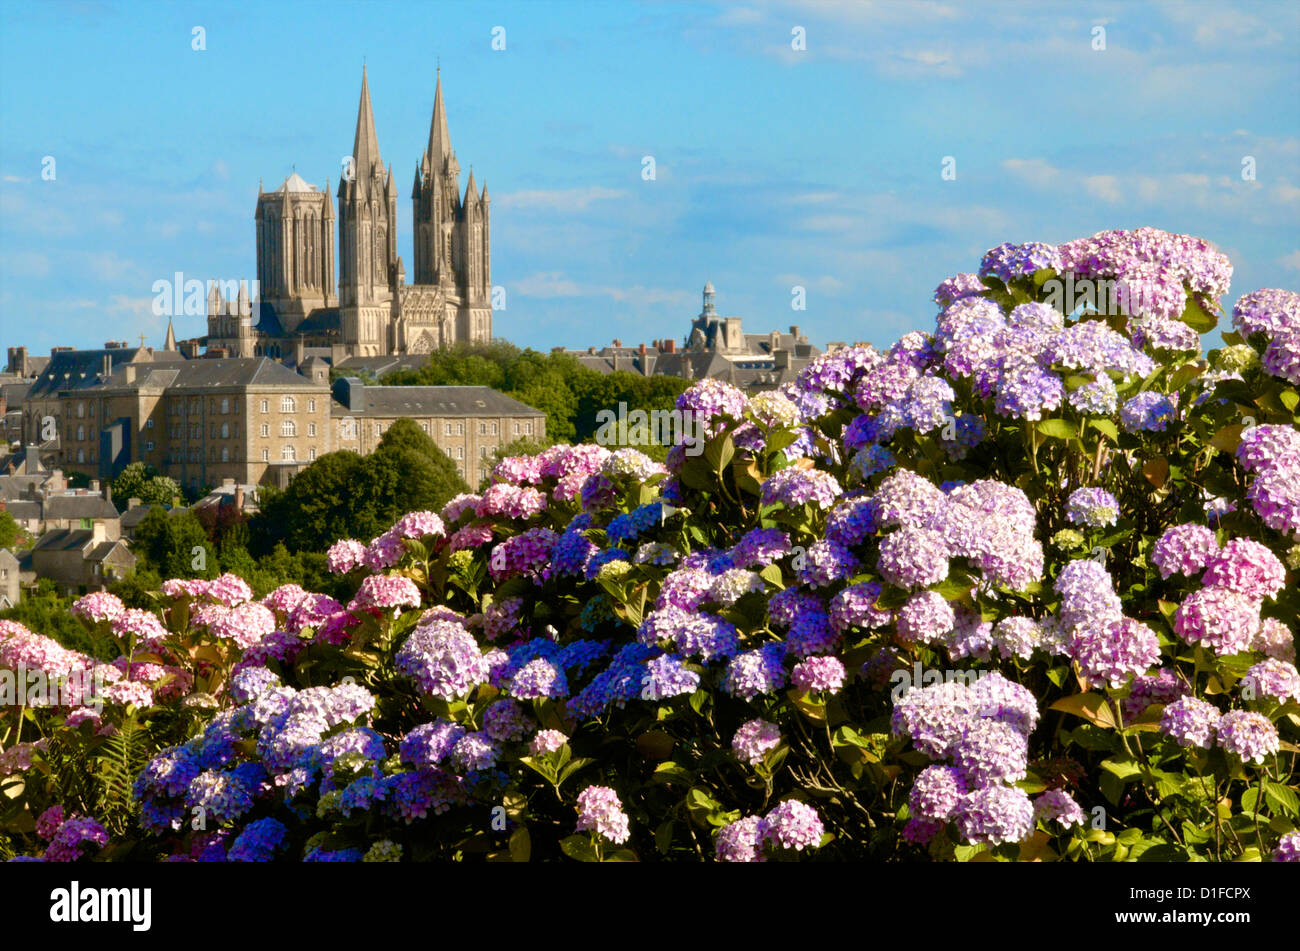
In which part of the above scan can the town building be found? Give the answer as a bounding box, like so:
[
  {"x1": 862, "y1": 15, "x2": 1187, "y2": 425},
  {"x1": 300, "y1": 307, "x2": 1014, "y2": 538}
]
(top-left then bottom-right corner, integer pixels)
[
  {"x1": 559, "y1": 283, "x2": 820, "y2": 392},
  {"x1": 331, "y1": 378, "x2": 545, "y2": 484}
]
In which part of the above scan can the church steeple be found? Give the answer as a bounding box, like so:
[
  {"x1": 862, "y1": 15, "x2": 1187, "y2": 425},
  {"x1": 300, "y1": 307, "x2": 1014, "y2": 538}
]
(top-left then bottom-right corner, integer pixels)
[
  {"x1": 164, "y1": 317, "x2": 177, "y2": 352},
  {"x1": 426, "y1": 67, "x2": 453, "y2": 171},
  {"x1": 351, "y1": 66, "x2": 383, "y2": 188}
]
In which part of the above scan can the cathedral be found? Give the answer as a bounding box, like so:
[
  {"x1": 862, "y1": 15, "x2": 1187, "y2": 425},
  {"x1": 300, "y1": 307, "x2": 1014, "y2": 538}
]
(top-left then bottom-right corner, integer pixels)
[{"x1": 207, "y1": 67, "x2": 492, "y2": 360}]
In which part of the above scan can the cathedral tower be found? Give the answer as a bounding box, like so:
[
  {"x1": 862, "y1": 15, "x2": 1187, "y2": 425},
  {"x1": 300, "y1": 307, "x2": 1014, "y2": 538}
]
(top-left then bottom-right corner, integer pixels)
[
  {"x1": 338, "y1": 67, "x2": 397, "y2": 355},
  {"x1": 255, "y1": 172, "x2": 335, "y2": 334}
]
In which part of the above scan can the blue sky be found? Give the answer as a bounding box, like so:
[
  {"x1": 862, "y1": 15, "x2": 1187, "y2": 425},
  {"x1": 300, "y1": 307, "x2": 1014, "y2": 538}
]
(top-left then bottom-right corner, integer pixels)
[{"x1": 1, "y1": 0, "x2": 1298, "y2": 357}]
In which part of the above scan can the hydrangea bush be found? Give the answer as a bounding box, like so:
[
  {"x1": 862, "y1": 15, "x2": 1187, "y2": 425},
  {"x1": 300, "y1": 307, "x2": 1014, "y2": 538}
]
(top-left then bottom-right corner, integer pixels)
[{"x1": 3, "y1": 227, "x2": 1297, "y2": 862}]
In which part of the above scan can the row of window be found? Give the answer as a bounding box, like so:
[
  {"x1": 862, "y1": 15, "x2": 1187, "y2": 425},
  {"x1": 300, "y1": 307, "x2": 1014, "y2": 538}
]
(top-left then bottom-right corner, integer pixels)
[
  {"x1": 259, "y1": 397, "x2": 316, "y2": 414},
  {"x1": 167, "y1": 446, "x2": 317, "y2": 463},
  {"x1": 342, "y1": 420, "x2": 535, "y2": 439}
]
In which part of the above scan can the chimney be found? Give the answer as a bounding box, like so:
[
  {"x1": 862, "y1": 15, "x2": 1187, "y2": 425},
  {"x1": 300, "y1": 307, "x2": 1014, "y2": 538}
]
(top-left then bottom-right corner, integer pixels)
[
  {"x1": 222, "y1": 477, "x2": 235, "y2": 488},
  {"x1": 102, "y1": 353, "x2": 112, "y2": 379},
  {"x1": 91, "y1": 520, "x2": 107, "y2": 544},
  {"x1": 124, "y1": 365, "x2": 140, "y2": 385},
  {"x1": 103, "y1": 482, "x2": 112, "y2": 505},
  {"x1": 774, "y1": 349, "x2": 790, "y2": 371},
  {"x1": 295, "y1": 336, "x2": 305, "y2": 367},
  {"x1": 789, "y1": 325, "x2": 801, "y2": 340},
  {"x1": 235, "y1": 485, "x2": 245, "y2": 512},
  {"x1": 664, "y1": 339, "x2": 676, "y2": 354},
  {"x1": 90, "y1": 479, "x2": 100, "y2": 493}
]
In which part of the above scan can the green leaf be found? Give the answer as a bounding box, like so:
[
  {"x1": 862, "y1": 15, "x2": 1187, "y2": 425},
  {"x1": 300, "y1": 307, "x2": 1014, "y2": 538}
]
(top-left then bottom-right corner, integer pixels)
[
  {"x1": 1089, "y1": 418, "x2": 1119, "y2": 442},
  {"x1": 508, "y1": 826, "x2": 531, "y2": 862},
  {"x1": 655, "y1": 820, "x2": 675, "y2": 855},
  {"x1": 557, "y1": 757, "x2": 596, "y2": 787},
  {"x1": 559, "y1": 835, "x2": 599, "y2": 862},
  {"x1": 1037, "y1": 418, "x2": 1077, "y2": 439},
  {"x1": 1180, "y1": 295, "x2": 1218, "y2": 333},
  {"x1": 1099, "y1": 771, "x2": 1125, "y2": 806},
  {"x1": 603, "y1": 849, "x2": 639, "y2": 862},
  {"x1": 1281, "y1": 389, "x2": 1299, "y2": 412},
  {"x1": 1050, "y1": 693, "x2": 1119, "y2": 730},
  {"x1": 650, "y1": 762, "x2": 693, "y2": 786},
  {"x1": 1101, "y1": 757, "x2": 1143, "y2": 781},
  {"x1": 1265, "y1": 782, "x2": 1300, "y2": 818},
  {"x1": 704, "y1": 434, "x2": 736, "y2": 476},
  {"x1": 518, "y1": 755, "x2": 557, "y2": 785}
]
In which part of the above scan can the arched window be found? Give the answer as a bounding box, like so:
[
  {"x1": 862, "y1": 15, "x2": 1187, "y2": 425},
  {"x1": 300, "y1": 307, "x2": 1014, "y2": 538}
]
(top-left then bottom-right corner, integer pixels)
[
  {"x1": 260, "y1": 399, "x2": 269, "y2": 413},
  {"x1": 221, "y1": 423, "x2": 230, "y2": 439},
  {"x1": 261, "y1": 423, "x2": 269, "y2": 437},
  {"x1": 221, "y1": 398, "x2": 229, "y2": 414},
  {"x1": 281, "y1": 420, "x2": 296, "y2": 437},
  {"x1": 282, "y1": 445, "x2": 296, "y2": 461},
  {"x1": 76, "y1": 425, "x2": 84, "y2": 441},
  {"x1": 221, "y1": 447, "x2": 229, "y2": 462},
  {"x1": 281, "y1": 396, "x2": 296, "y2": 413}
]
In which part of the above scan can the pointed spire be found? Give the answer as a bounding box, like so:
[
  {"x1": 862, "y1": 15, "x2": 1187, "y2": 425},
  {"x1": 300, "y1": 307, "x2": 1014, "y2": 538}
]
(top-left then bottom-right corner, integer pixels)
[
  {"x1": 386, "y1": 162, "x2": 396, "y2": 198},
  {"x1": 352, "y1": 65, "x2": 382, "y2": 187},
  {"x1": 164, "y1": 317, "x2": 177, "y2": 352},
  {"x1": 323, "y1": 178, "x2": 334, "y2": 217},
  {"x1": 481, "y1": 180, "x2": 488, "y2": 202},
  {"x1": 426, "y1": 66, "x2": 452, "y2": 170},
  {"x1": 464, "y1": 166, "x2": 476, "y2": 206}
]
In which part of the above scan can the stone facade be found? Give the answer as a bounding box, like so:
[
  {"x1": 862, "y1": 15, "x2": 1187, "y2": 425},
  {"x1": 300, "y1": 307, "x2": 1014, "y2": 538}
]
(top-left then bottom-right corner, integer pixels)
[
  {"x1": 331, "y1": 378, "x2": 544, "y2": 485},
  {"x1": 206, "y1": 67, "x2": 491, "y2": 361}
]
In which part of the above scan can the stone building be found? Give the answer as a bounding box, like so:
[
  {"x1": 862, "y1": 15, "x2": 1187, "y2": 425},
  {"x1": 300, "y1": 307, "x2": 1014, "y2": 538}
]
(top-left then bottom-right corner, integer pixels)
[
  {"x1": 52, "y1": 356, "x2": 331, "y2": 490},
  {"x1": 206, "y1": 66, "x2": 491, "y2": 361},
  {"x1": 331, "y1": 378, "x2": 545, "y2": 485},
  {"x1": 560, "y1": 283, "x2": 820, "y2": 392},
  {"x1": 29, "y1": 523, "x2": 135, "y2": 596}
]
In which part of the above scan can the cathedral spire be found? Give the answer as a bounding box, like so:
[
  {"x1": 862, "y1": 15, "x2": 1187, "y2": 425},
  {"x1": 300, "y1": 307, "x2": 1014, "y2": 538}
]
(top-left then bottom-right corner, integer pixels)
[
  {"x1": 164, "y1": 317, "x2": 177, "y2": 352},
  {"x1": 352, "y1": 65, "x2": 382, "y2": 187},
  {"x1": 426, "y1": 66, "x2": 453, "y2": 169},
  {"x1": 464, "y1": 166, "x2": 476, "y2": 206}
]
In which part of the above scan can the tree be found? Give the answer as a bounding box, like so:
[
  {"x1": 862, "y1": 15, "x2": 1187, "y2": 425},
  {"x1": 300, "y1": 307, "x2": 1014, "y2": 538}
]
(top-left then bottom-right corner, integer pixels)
[
  {"x1": 110, "y1": 462, "x2": 181, "y2": 512},
  {"x1": 248, "y1": 421, "x2": 470, "y2": 555},
  {"x1": 130, "y1": 508, "x2": 215, "y2": 579},
  {"x1": 0, "y1": 510, "x2": 22, "y2": 549}
]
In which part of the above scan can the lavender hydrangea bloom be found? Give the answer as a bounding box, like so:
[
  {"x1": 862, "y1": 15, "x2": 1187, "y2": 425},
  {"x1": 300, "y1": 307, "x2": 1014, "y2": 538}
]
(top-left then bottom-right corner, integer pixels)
[
  {"x1": 1151, "y1": 524, "x2": 1220, "y2": 578},
  {"x1": 1120, "y1": 391, "x2": 1177, "y2": 434},
  {"x1": 877, "y1": 527, "x2": 950, "y2": 589},
  {"x1": 731, "y1": 719, "x2": 782, "y2": 766},
  {"x1": 909, "y1": 765, "x2": 967, "y2": 822},
  {"x1": 1159, "y1": 696, "x2": 1220, "y2": 749},
  {"x1": 715, "y1": 816, "x2": 767, "y2": 863},
  {"x1": 1174, "y1": 586, "x2": 1260, "y2": 657},
  {"x1": 575, "y1": 785, "x2": 631, "y2": 844},
  {"x1": 1034, "y1": 789, "x2": 1085, "y2": 828},
  {"x1": 1216, "y1": 710, "x2": 1280, "y2": 764},
  {"x1": 955, "y1": 785, "x2": 1035, "y2": 846},
  {"x1": 1066, "y1": 487, "x2": 1119, "y2": 528},
  {"x1": 761, "y1": 800, "x2": 825, "y2": 852},
  {"x1": 723, "y1": 644, "x2": 788, "y2": 700},
  {"x1": 640, "y1": 654, "x2": 700, "y2": 701}
]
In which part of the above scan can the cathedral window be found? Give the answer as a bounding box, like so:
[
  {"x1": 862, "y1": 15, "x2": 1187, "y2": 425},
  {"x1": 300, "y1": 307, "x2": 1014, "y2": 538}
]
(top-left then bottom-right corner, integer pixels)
[
  {"x1": 77, "y1": 402, "x2": 84, "y2": 418},
  {"x1": 76, "y1": 425, "x2": 84, "y2": 441},
  {"x1": 77, "y1": 449, "x2": 84, "y2": 463}
]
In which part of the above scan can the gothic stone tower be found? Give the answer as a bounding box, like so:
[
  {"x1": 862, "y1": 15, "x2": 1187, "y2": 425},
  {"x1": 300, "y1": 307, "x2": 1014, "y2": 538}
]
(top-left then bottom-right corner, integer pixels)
[
  {"x1": 255, "y1": 172, "x2": 336, "y2": 334},
  {"x1": 409, "y1": 68, "x2": 492, "y2": 349},
  {"x1": 338, "y1": 67, "x2": 397, "y2": 356}
]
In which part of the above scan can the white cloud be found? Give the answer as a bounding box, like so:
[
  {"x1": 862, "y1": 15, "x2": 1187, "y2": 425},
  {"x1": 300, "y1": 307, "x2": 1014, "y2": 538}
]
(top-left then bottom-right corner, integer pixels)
[
  {"x1": 1002, "y1": 158, "x2": 1063, "y2": 189},
  {"x1": 1278, "y1": 250, "x2": 1300, "y2": 272},
  {"x1": 3, "y1": 252, "x2": 51, "y2": 279},
  {"x1": 496, "y1": 186, "x2": 627, "y2": 212},
  {"x1": 1082, "y1": 175, "x2": 1123, "y2": 203}
]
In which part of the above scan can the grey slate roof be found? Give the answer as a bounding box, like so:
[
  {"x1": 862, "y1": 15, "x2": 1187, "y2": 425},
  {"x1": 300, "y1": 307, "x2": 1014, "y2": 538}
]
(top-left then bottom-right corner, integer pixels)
[
  {"x1": 335, "y1": 354, "x2": 431, "y2": 379},
  {"x1": 42, "y1": 495, "x2": 119, "y2": 520},
  {"x1": 87, "y1": 356, "x2": 325, "y2": 393},
  {"x1": 332, "y1": 381, "x2": 545, "y2": 418},
  {"x1": 2, "y1": 500, "x2": 40, "y2": 520},
  {"x1": 26, "y1": 348, "x2": 147, "y2": 399},
  {"x1": 121, "y1": 504, "x2": 167, "y2": 529}
]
